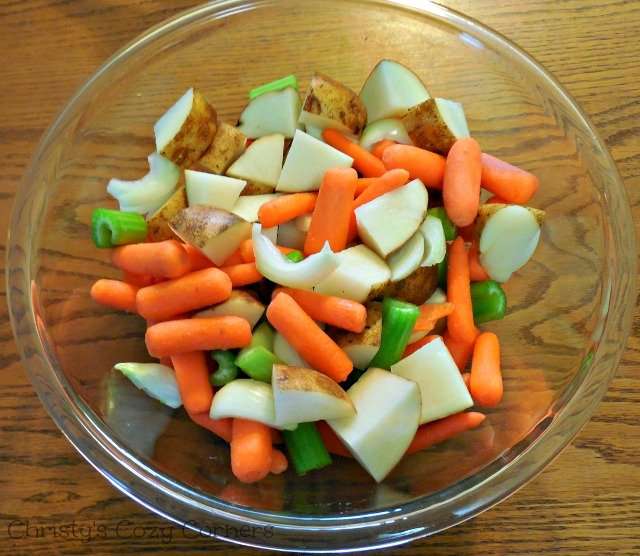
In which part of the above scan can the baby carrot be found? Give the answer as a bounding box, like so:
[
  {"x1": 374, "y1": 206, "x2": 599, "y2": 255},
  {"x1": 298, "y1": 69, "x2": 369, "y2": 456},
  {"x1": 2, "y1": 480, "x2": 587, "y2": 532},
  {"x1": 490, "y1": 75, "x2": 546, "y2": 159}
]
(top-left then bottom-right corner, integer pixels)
[
  {"x1": 146, "y1": 316, "x2": 252, "y2": 358},
  {"x1": 443, "y1": 138, "x2": 482, "y2": 227},
  {"x1": 403, "y1": 334, "x2": 440, "y2": 358},
  {"x1": 231, "y1": 418, "x2": 273, "y2": 484},
  {"x1": 122, "y1": 271, "x2": 155, "y2": 287},
  {"x1": 304, "y1": 167, "x2": 358, "y2": 255},
  {"x1": 462, "y1": 372, "x2": 471, "y2": 388},
  {"x1": 171, "y1": 351, "x2": 213, "y2": 415},
  {"x1": 220, "y1": 262, "x2": 263, "y2": 287},
  {"x1": 136, "y1": 268, "x2": 232, "y2": 321},
  {"x1": 273, "y1": 287, "x2": 367, "y2": 333},
  {"x1": 355, "y1": 177, "x2": 377, "y2": 196},
  {"x1": 382, "y1": 144, "x2": 446, "y2": 189},
  {"x1": 447, "y1": 237, "x2": 479, "y2": 344},
  {"x1": 457, "y1": 222, "x2": 476, "y2": 242},
  {"x1": 468, "y1": 241, "x2": 490, "y2": 282},
  {"x1": 187, "y1": 410, "x2": 233, "y2": 442},
  {"x1": 221, "y1": 248, "x2": 244, "y2": 266},
  {"x1": 485, "y1": 194, "x2": 509, "y2": 204},
  {"x1": 346, "y1": 168, "x2": 410, "y2": 242},
  {"x1": 112, "y1": 239, "x2": 190, "y2": 279},
  {"x1": 258, "y1": 193, "x2": 317, "y2": 228},
  {"x1": 239, "y1": 239, "x2": 295, "y2": 263},
  {"x1": 481, "y1": 153, "x2": 539, "y2": 204},
  {"x1": 182, "y1": 243, "x2": 214, "y2": 271},
  {"x1": 371, "y1": 139, "x2": 396, "y2": 160},
  {"x1": 442, "y1": 330, "x2": 476, "y2": 371},
  {"x1": 90, "y1": 279, "x2": 138, "y2": 313},
  {"x1": 406, "y1": 412, "x2": 486, "y2": 454},
  {"x1": 322, "y1": 128, "x2": 386, "y2": 177},
  {"x1": 414, "y1": 302, "x2": 455, "y2": 331},
  {"x1": 469, "y1": 331, "x2": 503, "y2": 407},
  {"x1": 270, "y1": 449, "x2": 289, "y2": 475},
  {"x1": 267, "y1": 292, "x2": 353, "y2": 382}
]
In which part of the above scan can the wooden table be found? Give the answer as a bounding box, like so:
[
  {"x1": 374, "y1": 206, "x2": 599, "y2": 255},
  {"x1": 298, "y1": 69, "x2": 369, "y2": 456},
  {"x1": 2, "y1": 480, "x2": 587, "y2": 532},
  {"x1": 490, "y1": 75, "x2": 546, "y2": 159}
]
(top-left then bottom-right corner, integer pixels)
[{"x1": 1, "y1": 1, "x2": 638, "y2": 554}]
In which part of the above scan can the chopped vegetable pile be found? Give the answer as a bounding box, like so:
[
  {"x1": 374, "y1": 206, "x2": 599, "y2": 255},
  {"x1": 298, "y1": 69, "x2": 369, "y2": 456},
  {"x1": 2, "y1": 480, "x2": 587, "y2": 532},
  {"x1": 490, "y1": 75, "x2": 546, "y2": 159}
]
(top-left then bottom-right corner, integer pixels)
[{"x1": 90, "y1": 59, "x2": 544, "y2": 484}]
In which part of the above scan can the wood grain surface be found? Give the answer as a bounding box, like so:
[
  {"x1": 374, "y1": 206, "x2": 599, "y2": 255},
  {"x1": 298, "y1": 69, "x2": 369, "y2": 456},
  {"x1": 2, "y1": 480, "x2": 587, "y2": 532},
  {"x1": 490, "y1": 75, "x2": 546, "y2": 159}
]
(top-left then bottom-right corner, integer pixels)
[{"x1": 1, "y1": 1, "x2": 639, "y2": 554}]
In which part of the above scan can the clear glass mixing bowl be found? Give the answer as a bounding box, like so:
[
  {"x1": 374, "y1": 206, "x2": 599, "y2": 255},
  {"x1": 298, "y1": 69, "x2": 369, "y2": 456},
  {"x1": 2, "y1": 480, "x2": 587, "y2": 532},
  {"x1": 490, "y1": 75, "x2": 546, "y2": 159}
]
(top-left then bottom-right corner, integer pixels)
[{"x1": 6, "y1": 0, "x2": 636, "y2": 552}]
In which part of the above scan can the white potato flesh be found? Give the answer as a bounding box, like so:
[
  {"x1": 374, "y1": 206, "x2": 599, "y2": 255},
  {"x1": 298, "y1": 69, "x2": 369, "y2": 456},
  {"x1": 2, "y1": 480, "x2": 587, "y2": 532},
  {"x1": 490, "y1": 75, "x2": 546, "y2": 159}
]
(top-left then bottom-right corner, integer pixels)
[
  {"x1": 154, "y1": 88, "x2": 194, "y2": 152},
  {"x1": 226, "y1": 133, "x2": 285, "y2": 188},
  {"x1": 419, "y1": 215, "x2": 447, "y2": 267},
  {"x1": 360, "y1": 60, "x2": 430, "y2": 123},
  {"x1": 435, "y1": 98, "x2": 470, "y2": 140},
  {"x1": 387, "y1": 232, "x2": 425, "y2": 282},
  {"x1": 185, "y1": 170, "x2": 246, "y2": 210},
  {"x1": 328, "y1": 368, "x2": 421, "y2": 482},
  {"x1": 343, "y1": 344, "x2": 379, "y2": 371},
  {"x1": 295, "y1": 213, "x2": 313, "y2": 232},
  {"x1": 209, "y1": 379, "x2": 297, "y2": 430},
  {"x1": 313, "y1": 244, "x2": 390, "y2": 302},
  {"x1": 277, "y1": 220, "x2": 306, "y2": 249},
  {"x1": 273, "y1": 332, "x2": 310, "y2": 368},
  {"x1": 238, "y1": 87, "x2": 300, "y2": 138},
  {"x1": 304, "y1": 123, "x2": 324, "y2": 141},
  {"x1": 355, "y1": 179, "x2": 428, "y2": 257},
  {"x1": 272, "y1": 365, "x2": 355, "y2": 425},
  {"x1": 359, "y1": 118, "x2": 413, "y2": 151},
  {"x1": 426, "y1": 287, "x2": 447, "y2": 304},
  {"x1": 391, "y1": 337, "x2": 473, "y2": 424},
  {"x1": 299, "y1": 111, "x2": 351, "y2": 136},
  {"x1": 276, "y1": 130, "x2": 353, "y2": 192},
  {"x1": 479, "y1": 205, "x2": 541, "y2": 282},
  {"x1": 194, "y1": 291, "x2": 265, "y2": 328},
  {"x1": 231, "y1": 194, "x2": 281, "y2": 222}
]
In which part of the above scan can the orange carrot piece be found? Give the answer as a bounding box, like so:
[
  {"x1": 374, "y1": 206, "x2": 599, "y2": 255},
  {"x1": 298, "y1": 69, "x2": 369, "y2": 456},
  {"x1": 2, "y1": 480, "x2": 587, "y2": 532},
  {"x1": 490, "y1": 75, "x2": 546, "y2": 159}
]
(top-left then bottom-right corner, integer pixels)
[
  {"x1": 469, "y1": 332, "x2": 503, "y2": 407},
  {"x1": 270, "y1": 449, "x2": 289, "y2": 475},
  {"x1": 485, "y1": 194, "x2": 509, "y2": 204},
  {"x1": 182, "y1": 243, "x2": 214, "y2": 271},
  {"x1": 112, "y1": 239, "x2": 191, "y2": 279},
  {"x1": 304, "y1": 167, "x2": 358, "y2": 255},
  {"x1": 316, "y1": 421, "x2": 352, "y2": 458},
  {"x1": 468, "y1": 241, "x2": 490, "y2": 282},
  {"x1": 220, "y1": 262, "x2": 263, "y2": 287},
  {"x1": 414, "y1": 302, "x2": 455, "y2": 331},
  {"x1": 443, "y1": 138, "x2": 482, "y2": 227},
  {"x1": 187, "y1": 410, "x2": 233, "y2": 442},
  {"x1": 273, "y1": 287, "x2": 366, "y2": 333},
  {"x1": 462, "y1": 372, "x2": 471, "y2": 388},
  {"x1": 406, "y1": 412, "x2": 486, "y2": 454},
  {"x1": 146, "y1": 317, "x2": 252, "y2": 358},
  {"x1": 231, "y1": 418, "x2": 273, "y2": 484},
  {"x1": 90, "y1": 279, "x2": 138, "y2": 313},
  {"x1": 267, "y1": 292, "x2": 353, "y2": 382},
  {"x1": 136, "y1": 268, "x2": 232, "y2": 321},
  {"x1": 457, "y1": 222, "x2": 476, "y2": 242},
  {"x1": 481, "y1": 153, "x2": 539, "y2": 204},
  {"x1": 258, "y1": 193, "x2": 317, "y2": 228},
  {"x1": 447, "y1": 237, "x2": 479, "y2": 344},
  {"x1": 382, "y1": 144, "x2": 446, "y2": 189},
  {"x1": 171, "y1": 351, "x2": 213, "y2": 415},
  {"x1": 443, "y1": 330, "x2": 476, "y2": 371},
  {"x1": 371, "y1": 139, "x2": 396, "y2": 160},
  {"x1": 221, "y1": 248, "x2": 244, "y2": 266},
  {"x1": 239, "y1": 239, "x2": 295, "y2": 263},
  {"x1": 403, "y1": 334, "x2": 440, "y2": 358},
  {"x1": 347, "y1": 168, "x2": 410, "y2": 242},
  {"x1": 122, "y1": 271, "x2": 155, "y2": 288},
  {"x1": 322, "y1": 128, "x2": 386, "y2": 177},
  {"x1": 355, "y1": 177, "x2": 377, "y2": 196}
]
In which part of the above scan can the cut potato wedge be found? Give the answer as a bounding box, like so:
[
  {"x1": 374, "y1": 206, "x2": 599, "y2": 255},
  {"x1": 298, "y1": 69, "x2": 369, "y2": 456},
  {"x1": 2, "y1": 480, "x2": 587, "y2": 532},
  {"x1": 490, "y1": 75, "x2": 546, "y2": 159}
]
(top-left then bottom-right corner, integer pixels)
[
  {"x1": 298, "y1": 72, "x2": 367, "y2": 136},
  {"x1": 154, "y1": 88, "x2": 217, "y2": 167},
  {"x1": 380, "y1": 265, "x2": 438, "y2": 305},
  {"x1": 332, "y1": 302, "x2": 382, "y2": 370},
  {"x1": 191, "y1": 122, "x2": 246, "y2": 174},
  {"x1": 476, "y1": 203, "x2": 546, "y2": 234},
  {"x1": 401, "y1": 97, "x2": 469, "y2": 154},
  {"x1": 272, "y1": 364, "x2": 355, "y2": 425},
  {"x1": 359, "y1": 59, "x2": 430, "y2": 123},
  {"x1": 355, "y1": 179, "x2": 428, "y2": 257},
  {"x1": 146, "y1": 186, "x2": 187, "y2": 241},
  {"x1": 276, "y1": 130, "x2": 353, "y2": 192},
  {"x1": 227, "y1": 133, "x2": 284, "y2": 193},
  {"x1": 231, "y1": 193, "x2": 281, "y2": 222},
  {"x1": 185, "y1": 170, "x2": 246, "y2": 210},
  {"x1": 238, "y1": 87, "x2": 300, "y2": 138},
  {"x1": 388, "y1": 231, "x2": 425, "y2": 282},
  {"x1": 194, "y1": 290, "x2": 265, "y2": 328},
  {"x1": 170, "y1": 206, "x2": 251, "y2": 266},
  {"x1": 314, "y1": 244, "x2": 390, "y2": 302}
]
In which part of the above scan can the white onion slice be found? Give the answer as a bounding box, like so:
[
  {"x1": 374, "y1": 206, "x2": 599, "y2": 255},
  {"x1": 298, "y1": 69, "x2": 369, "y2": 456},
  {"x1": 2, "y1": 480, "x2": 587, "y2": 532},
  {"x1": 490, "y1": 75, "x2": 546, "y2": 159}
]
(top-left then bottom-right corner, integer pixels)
[{"x1": 114, "y1": 363, "x2": 182, "y2": 409}]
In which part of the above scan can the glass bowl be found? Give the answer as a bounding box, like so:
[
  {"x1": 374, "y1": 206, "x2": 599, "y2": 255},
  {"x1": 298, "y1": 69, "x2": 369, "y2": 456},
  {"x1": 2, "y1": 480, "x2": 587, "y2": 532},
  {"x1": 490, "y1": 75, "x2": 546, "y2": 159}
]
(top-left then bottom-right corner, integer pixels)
[{"x1": 6, "y1": 0, "x2": 635, "y2": 552}]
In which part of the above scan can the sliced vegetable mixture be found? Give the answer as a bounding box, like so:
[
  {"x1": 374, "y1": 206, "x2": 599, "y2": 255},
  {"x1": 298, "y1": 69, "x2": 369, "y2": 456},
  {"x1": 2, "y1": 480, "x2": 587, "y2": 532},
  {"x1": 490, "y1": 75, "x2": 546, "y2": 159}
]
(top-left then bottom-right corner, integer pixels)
[{"x1": 90, "y1": 59, "x2": 544, "y2": 484}]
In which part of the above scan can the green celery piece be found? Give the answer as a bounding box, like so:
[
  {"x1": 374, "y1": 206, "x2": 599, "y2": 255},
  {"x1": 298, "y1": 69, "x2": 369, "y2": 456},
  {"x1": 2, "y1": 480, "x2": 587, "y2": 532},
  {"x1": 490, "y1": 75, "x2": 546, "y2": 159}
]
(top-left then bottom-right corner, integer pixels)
[
  {"x1": 282, "y1": 422, "x2": 332, "y2": 475},
  {"x1": 235, "y1": 346, "x2": 279, "y2": 383},
  {"x1": 368, "y1": 297, "x2": 420, "y2": 369},
  {"x1": 91, "y1": 208, "x2": 147, "y2": 248},
  {"x1": 210, "y1": 350, "x2": 239, "y2": 386},
  {"x1": 249, "y1": 75, "x2": 298, "y2": 100},
  {"x1": 250, "y1": 321, "x2": 276, "y2": 351},
  {"x1": 285, "y1": 250, "x2": 304, "y2": 263}
]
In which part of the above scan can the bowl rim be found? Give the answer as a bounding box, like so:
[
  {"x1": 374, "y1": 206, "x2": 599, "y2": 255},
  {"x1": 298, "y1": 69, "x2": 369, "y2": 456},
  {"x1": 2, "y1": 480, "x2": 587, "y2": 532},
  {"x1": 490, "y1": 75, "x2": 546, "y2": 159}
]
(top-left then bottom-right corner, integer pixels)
[{"x1": 6, "y1": 0, "x2": 636, "y2": 552}]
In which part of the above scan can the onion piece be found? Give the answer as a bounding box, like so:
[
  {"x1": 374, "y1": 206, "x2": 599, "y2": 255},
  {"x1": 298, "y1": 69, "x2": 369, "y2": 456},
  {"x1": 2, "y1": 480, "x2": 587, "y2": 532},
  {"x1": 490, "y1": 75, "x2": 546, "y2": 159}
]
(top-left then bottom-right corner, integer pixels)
[
  {"x1": 209, "y1": 379, "x2": 297, "y2": 430},
  {"x1": 114, "y1": 362, "x2": 182, "y2": 409},
  {"x1": 419, "y1": 215, "x2": 446, "y2": 267},
  {"x1": 107, "y1": 153, "x2": 180, "y2": 215},
  {"x1": 359, "y1": 118, "x2": 412, "y2": 151},
  {"x1": 252, "y1": 223, "x2": 339, "y2": 289}
]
